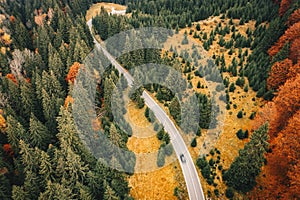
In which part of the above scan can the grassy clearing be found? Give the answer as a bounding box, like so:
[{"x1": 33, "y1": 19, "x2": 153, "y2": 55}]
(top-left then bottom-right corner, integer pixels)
[
  {"x1": 163, "y1": 15, "x2": 264, "y2": 198},
  {"x1": 125, "y1": 101, "x2": 185, "y2": 200},
  {"x1": 86, "y1": 2, "x2": 127, "y2": 21}
]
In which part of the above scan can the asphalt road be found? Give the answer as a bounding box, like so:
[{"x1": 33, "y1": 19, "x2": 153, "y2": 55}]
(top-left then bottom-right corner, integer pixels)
[{"x1": 87, "y1": 19, "x2": 205, "y2": 200}]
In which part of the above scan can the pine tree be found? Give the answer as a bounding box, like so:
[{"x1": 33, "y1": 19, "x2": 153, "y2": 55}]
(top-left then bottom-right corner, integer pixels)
[
  {"x1": 6, "y1": 116, "x2": 25, "y2": 152},
  {"x1": 29, "y1": 113, "x2": 50, "y2": 149},
  {"x1": 223, "y1": 124, "x2": 269, "y2": 193},
  {"x1": 48, "y1": 44, "x2": 64, "y2": 83}
]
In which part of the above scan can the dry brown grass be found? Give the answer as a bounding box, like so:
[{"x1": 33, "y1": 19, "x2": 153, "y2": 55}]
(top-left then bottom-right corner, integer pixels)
[
  {"x1": 86, "y1": 2, "x2": 127, "y2": 21},
  {"x1": 125, "y1": 101, "x2": 184, "y2": 199}
]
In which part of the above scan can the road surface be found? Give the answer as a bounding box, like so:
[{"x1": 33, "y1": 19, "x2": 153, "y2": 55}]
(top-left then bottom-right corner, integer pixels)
[{"x1": 87, "y1": 19, "x2": 205, "y2": 200}]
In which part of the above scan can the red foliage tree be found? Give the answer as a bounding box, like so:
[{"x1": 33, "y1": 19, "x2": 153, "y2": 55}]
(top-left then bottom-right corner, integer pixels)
[
  {"x1": 267, "y1": 58, "x2": 293, "y2": 90},
  {"x1": 3, "y1": 144, "x2": 14, "y2": 157},
  {"x1": 268, "y1": 21, "x2": 300, "y2": 57},
  {"x1": 279, "y1": 0, "x2": 292, "y2": 16},
  {"x1": 289, "y1": 38, "x2": 300, "y2": 63},
  {"x1": 287, "y1": 8, "x2": 300, "y2": 27},
  {"x1": 66, "y1": 62, "x2": 81, "y2": 84},
  {"x1": 9, "y1": 16, "x2": 15, "y2": 23}
]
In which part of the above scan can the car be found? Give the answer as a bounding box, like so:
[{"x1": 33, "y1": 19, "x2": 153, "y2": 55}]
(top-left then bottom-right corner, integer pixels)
[{"x1": 180, "y1": 154, "x2": 186, "y2": 163}]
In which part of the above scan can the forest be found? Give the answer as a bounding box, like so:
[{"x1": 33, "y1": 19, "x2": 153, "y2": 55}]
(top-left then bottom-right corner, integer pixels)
[{"x1": 0, "y1": 0, "x2": 299, "y2": 199}]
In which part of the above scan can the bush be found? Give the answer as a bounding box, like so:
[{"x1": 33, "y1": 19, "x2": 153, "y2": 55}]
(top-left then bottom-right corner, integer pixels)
[
  {"x1": 196, "y1": 128, "x2": 202, "y2": 136},
  {"x1": 237, "y1": 129, "x2": 249, "y2": 140},
  {"x1": 154, "y1": 123, "x2": 159, "y2": 131},
  {"x1": 214, "y1": 189, "x2": 219, "y2": 197},
  {"x1": 157, "y1": 129, "x2": 164, "y2": 140},
  {"x1": 145, "y1": 107, "x2": 150, "y2": 118},
  {"x1": 165, "y1": 144, "x2": 173, "y2": 156},
  {"x1": 229, "y1": 83, "x2": 236, "y2": 92},
  {"x1": 196, "y1": 156, "x2": 208, "y2": 169},
  {"x1": 236, "y1": 129, "x2": 245, "y2": 139},
  {"x1": 244, "y1": 84, "x2": 249, "y2": 92},
  {"x1": 209, "y1": 158, "x2": 215, "y2": 166},
  {"x1": 237, "y1": 110, "x2": 243, "y2": 118},
  {"x1": 191, "y1": 138, "x2": 197, "y2": 147},
  {"x1": 163, "y1": 133, "x2": 170, "y2": 144},
  {"x1": 157, "y1": 148, "x2": 165, "y2": 167},
  {"x1": 225, "y1": 188, "x2": 234, "y2": 199},
  {"x1": 137, "y1": 97, "x2": 145, "y2": 109},
  {"x1": 249, "y1": 112, "x2": 256, "y2": 120}
]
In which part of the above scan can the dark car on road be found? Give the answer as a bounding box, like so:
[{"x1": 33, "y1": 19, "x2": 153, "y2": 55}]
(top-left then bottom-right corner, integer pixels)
[{"x1": 180, "y1": 154, "x2": 186, "y2": 163}]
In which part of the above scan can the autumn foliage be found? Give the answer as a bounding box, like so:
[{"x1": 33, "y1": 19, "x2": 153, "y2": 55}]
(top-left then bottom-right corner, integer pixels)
[
  {"x1": 287, "y1": 8, "x2": 300, "y2": 27},
  {"x1": 66, "y1": 62, "x2": 81, "y2": 84},
  {"x1": 252, "y1": 8, "x2": 300, "y2": 197},
  {"x1": 6, "y1": 73, "x2": 17, "y2": 85},
  {"x1": 268, "y1": 21, "x2": 300, "y2": 58},
  {"x1": 64, "y1": 96, "x2": 74, "y2": 108},
  {"x1": 267, "y1": 58, "x2": 293, "y2": 90},
  {"x1": 289, "y1": 37, "x2": 300, "y2": 63},
  {"x1": 279, "y1": 0, "x2": 292, "y2": 16},
  {"x1": 3, "y1": 144, "x2": 14, "y2": 157},
  {"x1": 0, "y1": 114, "x2": 6, "y2": 131}
]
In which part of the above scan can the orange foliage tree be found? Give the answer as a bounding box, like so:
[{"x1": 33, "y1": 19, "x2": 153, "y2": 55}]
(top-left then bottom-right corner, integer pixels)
[
  {"x1": 252, "y1": 110, "x2": 300, "y2": 199},
  {"x1": 269, "y1": 110, "x2": 300, "y2": 199},
  {"x1": 64, "y1": 96, "x2": 74, "y2": 108},
  {"x1": 287, "y1": 8, "x2": 300, "y2": 27},
  {"x1": 267, "y1": 58, "x2": 293, "y2": 90},
  {"x1": 287, "y1": 62, "x2": 300, "y2": 80},
  {"x1": 66, "y1": 62, "x2": 81, "y2": 84},
  {"x1": 279, "y1": 0, "x2": 292, "y2": 16},
  {"x1": 273, "y1": 74, "x2": 300, "y2": 131},
  {"x1": 0, "y1": 114, "x2": 6, "y2": 131},
  {"x1": 268, "y1": 21, "x2": 300, "y2": 57},
  {"x1": 6, "y1": 73, "x2": 17, "y2": 85},
  {"x1": 289, "y1": 37, "x2": 300, "y2": 63},
  {"x1": 253, "y1": 102, "x2": 279, "y2": 139}
]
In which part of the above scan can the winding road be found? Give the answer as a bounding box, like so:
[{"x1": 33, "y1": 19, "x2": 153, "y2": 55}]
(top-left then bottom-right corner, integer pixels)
[{"x1": 87, "y1": 19, "x2": 205, "y2": 200}]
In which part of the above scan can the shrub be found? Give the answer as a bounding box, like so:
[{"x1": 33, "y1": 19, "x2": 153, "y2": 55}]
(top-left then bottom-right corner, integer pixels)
[
  {"x1": 196, "y1": 128, "x2": 202, "y2": 136},
  {"x1": 157, "y1": 129, "x2": 164, "y2": 140},
  {"x1": 249, "y1": 112, "x2": 256, "y2": 120},
  {"x1": 157, "y1": 148, "x2": 165, "y2": 167},
  {"x1": 196, "y1": 157, "x2": 208, "y2": 169},
  {"x1": 191, "y1": 138, "x2": 197, "y2": 147},
  {"x1": 210, "y1": 149, "x2": 215, "y2": 156},
  {"x1": 163, "y1": 133, "x2": 170, "y2": 144},
  {"x1": 237, "y1": 110, "x2": 243, "y2": 118},
  {"x1": 229, "y1": 83, "x2": 236, "y2": 92},
  {"x1": 236, "y1": 129, "x2": 245, "y2": 139},
  {"x1": 214, "y1": 189, "x2": 219, "y2": 197},
  {"x1": 154, "y1": 123, "x2": 159, "y2": 131},
  {"x1": 225, "y1": 188, "x2": 234, "y2": 199},
  {"x1": 165, "y1": 144, "x2": 173, "y2": 156}
]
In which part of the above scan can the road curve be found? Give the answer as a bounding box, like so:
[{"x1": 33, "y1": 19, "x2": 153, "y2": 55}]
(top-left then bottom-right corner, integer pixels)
[{"x1": 87, "y1": 19, "x2": 205, "y2": 200}]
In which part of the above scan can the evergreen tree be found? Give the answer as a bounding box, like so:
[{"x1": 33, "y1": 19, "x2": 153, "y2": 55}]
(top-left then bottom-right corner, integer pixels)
[{"x1": 223, "y1": 124, "x2": 269, "y2": 193}]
